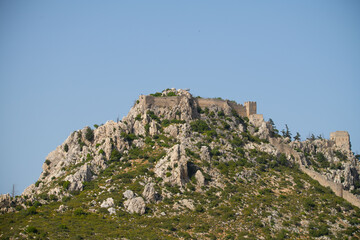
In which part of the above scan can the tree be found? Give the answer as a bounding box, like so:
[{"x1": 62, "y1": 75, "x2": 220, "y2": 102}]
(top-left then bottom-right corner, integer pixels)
[
  {"x1": 85, "y1": 127, "x2": 94, "y2": 142},
  {"x1": 294, "y1": 132, "x2": 301, "y2": 141},
  {"x1": 269, "y1": 118, "x2": 279, "y2": 137},
  {"x1": 307, "y1": 134, "x2": 315, "y2": 141},
  {"x1": 281, "y1": 124, "x2": 291, "y2": 140},
  {"x1": 64, "y1": 144, "x2": 69, "y2": 152}
]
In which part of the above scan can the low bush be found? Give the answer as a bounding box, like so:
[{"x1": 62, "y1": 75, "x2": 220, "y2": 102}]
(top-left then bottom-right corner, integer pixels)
[
  {"x1": 85, "y1": 127, "x2": 94, "y2": 142},
  {"x1": 190, "y1": 120, "x2": 210, "y2": 133},
  {"x1": 26, "y1": 226, "x2": 39, "y2": 234}
]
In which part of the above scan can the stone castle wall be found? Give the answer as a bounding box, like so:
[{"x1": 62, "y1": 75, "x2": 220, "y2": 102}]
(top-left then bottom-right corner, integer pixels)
[
  {"x1": 300, "y1": 166, "x2": 360, "y2": 208},
  {"x1": 244, "y1": 101, "x2": 257, "y2": 117},
  {"x1": 141, "y1": 95, "x2": 183, "y2": 108},
  {"x1": 270, "y1": 138, "x2": 360, "y2": 209},
  {"x1": 330, "y1": 131, "x2": 351, "y2": 151},
  {"x1": 140, "y1": 95, "x2": 257, "y2": 118}
]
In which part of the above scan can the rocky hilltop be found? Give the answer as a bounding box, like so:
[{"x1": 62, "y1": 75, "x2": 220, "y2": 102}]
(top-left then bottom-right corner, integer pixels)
[{"x1": 1, "y1": 88, "x2": 360, "y2": 239}]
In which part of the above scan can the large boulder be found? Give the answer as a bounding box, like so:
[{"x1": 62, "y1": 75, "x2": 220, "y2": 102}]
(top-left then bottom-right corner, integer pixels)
[
  {"x1": 123, "y1": 190, "x2": 135, "y2": 199},
  {"x1": 124, "y1": 197, "x2": 146, "y2": 215},
  {"x1": 100, "y1": 198, "x2": 115, "y2": 208},
  {"x1": 142, "y1": 183, "x2": 159, "y2": 202}
]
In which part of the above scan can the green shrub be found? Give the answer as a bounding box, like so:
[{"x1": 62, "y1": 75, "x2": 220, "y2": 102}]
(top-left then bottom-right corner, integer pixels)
[
  {"x1": 26, "y1": 226, "x2": 39, "y2": 234},
  {"x1": 49, "y1": 194, "x2": 58, "y2": 201},
  {"x1": 35, "y1": 181, "x2": 41, "y2": 187},
  {"x1": 121, "y1": 132, "x2": 137, "y2": 142},
  {"x1": 98, "y1": 149, "x2": 105, "y2": 155},
  {"x1": 150, "y1": 92, "x2": 162, "y2": 97},
  {"x1": 110, "y1": 148, "x2": 122, "y2": 161},
  {"x1": 304, "y1": 198, "x2": 316, "y2": 211},
  {"x1": 135, "y1": 114, "x2": 142, "y2": 121},
  {"x1": 85, "y1": 127, "x2": 94, "y2": 142},
  {"x1": 45, "y1": 159, "x2": 51, "y2": 165},
  {"x1": 195, "y1": 205, "x2": 205, "y2": 213},
  {"x1": 64, "y1": 144, "x2": 69, "y2": 152},
  {"x1": 15, "y1": 205, "x2": 23, "y2": 211},
  {"x1": 146, "y1": 110, "x2": 160, "y2": 122},
  {"x1": 74, "y1": 208, "x2": 87, "y2": 216},
  {"x1": 190, "y1": 120, "x2": 210, "y2": 133},
  {"x1": 62, "y1": 181, "x2": 70, "y2": 190},
  {"x1": 26, "y1": 206, "x2": 37, "y2": 215},
  {"x1": 58, "y1": 224, "x2": 68, "y2": 231},
  {"x1": 33, "y1": 201, "x2": 42, "y2": 207},
  {"x1": 161, "y1": 119, "x2": 170, "y2": 127},
  {"x1": 167, "y1": 92, "x2": 177, "y2": 96},
  {"x1": 316, "y1": 152, "x2": 329, "y2": 168},
  {"x1": 308, "y1": 223, "x2": 329, "y2": 237}
]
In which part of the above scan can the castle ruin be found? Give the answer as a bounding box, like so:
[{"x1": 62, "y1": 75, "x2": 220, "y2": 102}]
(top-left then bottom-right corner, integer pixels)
[
  {"x1": 330, "y1": 131, "x2": 351, "y2": 151},
  {"x1": 140, "y1": 94, "x2": 259, "y2": 118}
]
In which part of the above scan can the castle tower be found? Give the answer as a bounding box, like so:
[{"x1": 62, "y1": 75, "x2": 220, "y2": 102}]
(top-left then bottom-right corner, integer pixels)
[
  {"x1": 330, "y1": 131, "x2": 351, "y2": 151},
  {"x1": 244, "y1": 101, "x2": 257, "y2": 117}
]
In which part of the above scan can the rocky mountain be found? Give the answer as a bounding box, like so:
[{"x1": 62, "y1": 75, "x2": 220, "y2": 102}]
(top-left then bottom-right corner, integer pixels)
[{"x1": 1, "y1": 88, "x2": 360, "y2": 239}]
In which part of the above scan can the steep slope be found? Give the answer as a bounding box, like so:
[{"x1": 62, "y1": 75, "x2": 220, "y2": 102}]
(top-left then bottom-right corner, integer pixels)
[{"x1": 1, "y1": 89, "x2": 360, "y2": 239}]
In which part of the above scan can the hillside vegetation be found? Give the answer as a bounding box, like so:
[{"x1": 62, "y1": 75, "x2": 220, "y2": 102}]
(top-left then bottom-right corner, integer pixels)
[{"x1": 1, "y1": 89, "x2": 359, "y2": 239}]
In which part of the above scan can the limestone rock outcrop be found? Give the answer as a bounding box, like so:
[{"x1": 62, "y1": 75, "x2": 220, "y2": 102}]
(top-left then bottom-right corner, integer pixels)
[
  {"x1": 124, "y1": 196, "x2": 146, "y2": 215},
  {"x1": 154, "y1": 144, "x2": 189, "y2": 186},
  {"x1": 142, "y1": 183, "x2": 160, "y2": 202}
]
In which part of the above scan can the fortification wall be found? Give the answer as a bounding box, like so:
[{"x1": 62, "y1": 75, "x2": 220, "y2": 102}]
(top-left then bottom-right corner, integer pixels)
[
  {"x1": 269, "y1": 138, "x2": 360, "y2": 208},
  {"x1": 244, "y1": 101, "x2": 257, "y2": 117},
  {"x1": 300, "y1": 166, "x2": 343, "y2": 196},
  {"x1": 343, "y1": 191, "x2": 360, "y2": 208},
  {"x1": 142, "y1": 95, "x2": 182, "y2": 108},
  {"x1": 300, "y1": 166, "x2": 360, "y2": 208},
  {"x1": 330, "y1": 131, "x2": 350, "y2": 151},
  {"x1": 141, "y1": 95, "x2": 257, "y2": 117},
  {"x1": 227, "y1": 101, "x2": 247, "y2": 117},
  {"x1": 196, "y1": 98, "x2": 229, "y2": 109},
  {"x1": 196, "y1": 98, "x2": 252, "y2": 117}
]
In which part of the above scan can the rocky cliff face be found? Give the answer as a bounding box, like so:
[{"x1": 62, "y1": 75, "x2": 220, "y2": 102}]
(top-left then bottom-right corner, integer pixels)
[
  {"x1": 8, "y1": 88, "x2": 360, "y2": 208},
  {"x1": 1, "y1": 89, "x2": 360, "y2": 239}
]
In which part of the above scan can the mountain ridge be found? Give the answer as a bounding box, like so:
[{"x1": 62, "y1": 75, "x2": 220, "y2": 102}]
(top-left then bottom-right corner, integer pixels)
[{"x1": 1, "y1": 88, "x2": 359, "y2": 239}]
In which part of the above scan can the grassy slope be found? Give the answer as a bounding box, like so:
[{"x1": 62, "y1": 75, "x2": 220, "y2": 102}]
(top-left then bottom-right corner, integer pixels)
[
  {"x1": 1, "y1": 160, "x2": 360, "y2": 239},
  {"x1": 1, "y1": 110, "x2": 360, "y2": 239}
]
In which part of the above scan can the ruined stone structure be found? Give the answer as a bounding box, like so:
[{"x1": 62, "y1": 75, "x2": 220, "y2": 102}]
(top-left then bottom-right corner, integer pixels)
[
  {"x1": 140, "y1": 95, "x2": 258, "y2": 118},
  {"x1": 330, "y1": 131, "x2": 351, "y2": 151}
]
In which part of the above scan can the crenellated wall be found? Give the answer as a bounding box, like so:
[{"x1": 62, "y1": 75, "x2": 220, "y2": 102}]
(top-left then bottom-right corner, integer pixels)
[
  {"x1": 330, "y1": 131, "x2": 351, "y2": 151},
  {"x1": 270, "y1": 138, "x2": 360, "y2": 208},
  {"x1": 141, "y1": 95, "x2": 183, "y2": 108},
  {"x1": 244, "y1": 101, "x2": 257, "y2": 117},
  {"x1": 140, "y1": 95, "x2": 257, "y2": 117}
]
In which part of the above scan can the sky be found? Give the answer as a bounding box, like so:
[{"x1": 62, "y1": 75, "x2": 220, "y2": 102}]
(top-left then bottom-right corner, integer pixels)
[{"x1": 0, "y1": 0, "x2": 359, "y2": 195}]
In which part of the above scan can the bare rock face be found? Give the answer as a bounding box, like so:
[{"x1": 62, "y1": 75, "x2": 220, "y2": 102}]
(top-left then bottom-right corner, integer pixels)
[
  {"x1": 65, "y1": 164, "x2": 93, "y2": 192},
  {"x1": 154, "y1": 144, "x2": 189, "y2": 187},
  {"x1": 195, "y1": 170, "x2": 205, "y2": 188},
  {"x1": 123, "y1": 190, "x2": 135, "y2": 199},
  {"x1": 164, "y1": 125, "x2": 178, "y2": 138},
  {"x1": 0, "y1": 194, "x2": 13, "y2": 213},
  {"x1": 56, "y1": 204, "x2": 68, "y2": 213},
  {"x1": 100, "y1": 198, "x2": 115, "y2": 208},
  {"x1": 200, "y1": 146, "x2": 211, "y2": 162},
  {"x1": 179, "y1": 199, "x2": 195, "y2": 210},
  {"x1": 124, "y1": 197, "x2": 146, "y2": 215},
  {"x1": 108, "y1": 207, "x2": 116, "y2": 215},
  {"x1": 142, "y1": 183, "x2": 159, "y2": 202}
]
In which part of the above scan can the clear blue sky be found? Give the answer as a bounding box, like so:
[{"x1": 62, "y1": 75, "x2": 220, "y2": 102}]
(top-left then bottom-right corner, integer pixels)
[{"x1": 1, "y1": 0, "x2": 359, "y2": 195}]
